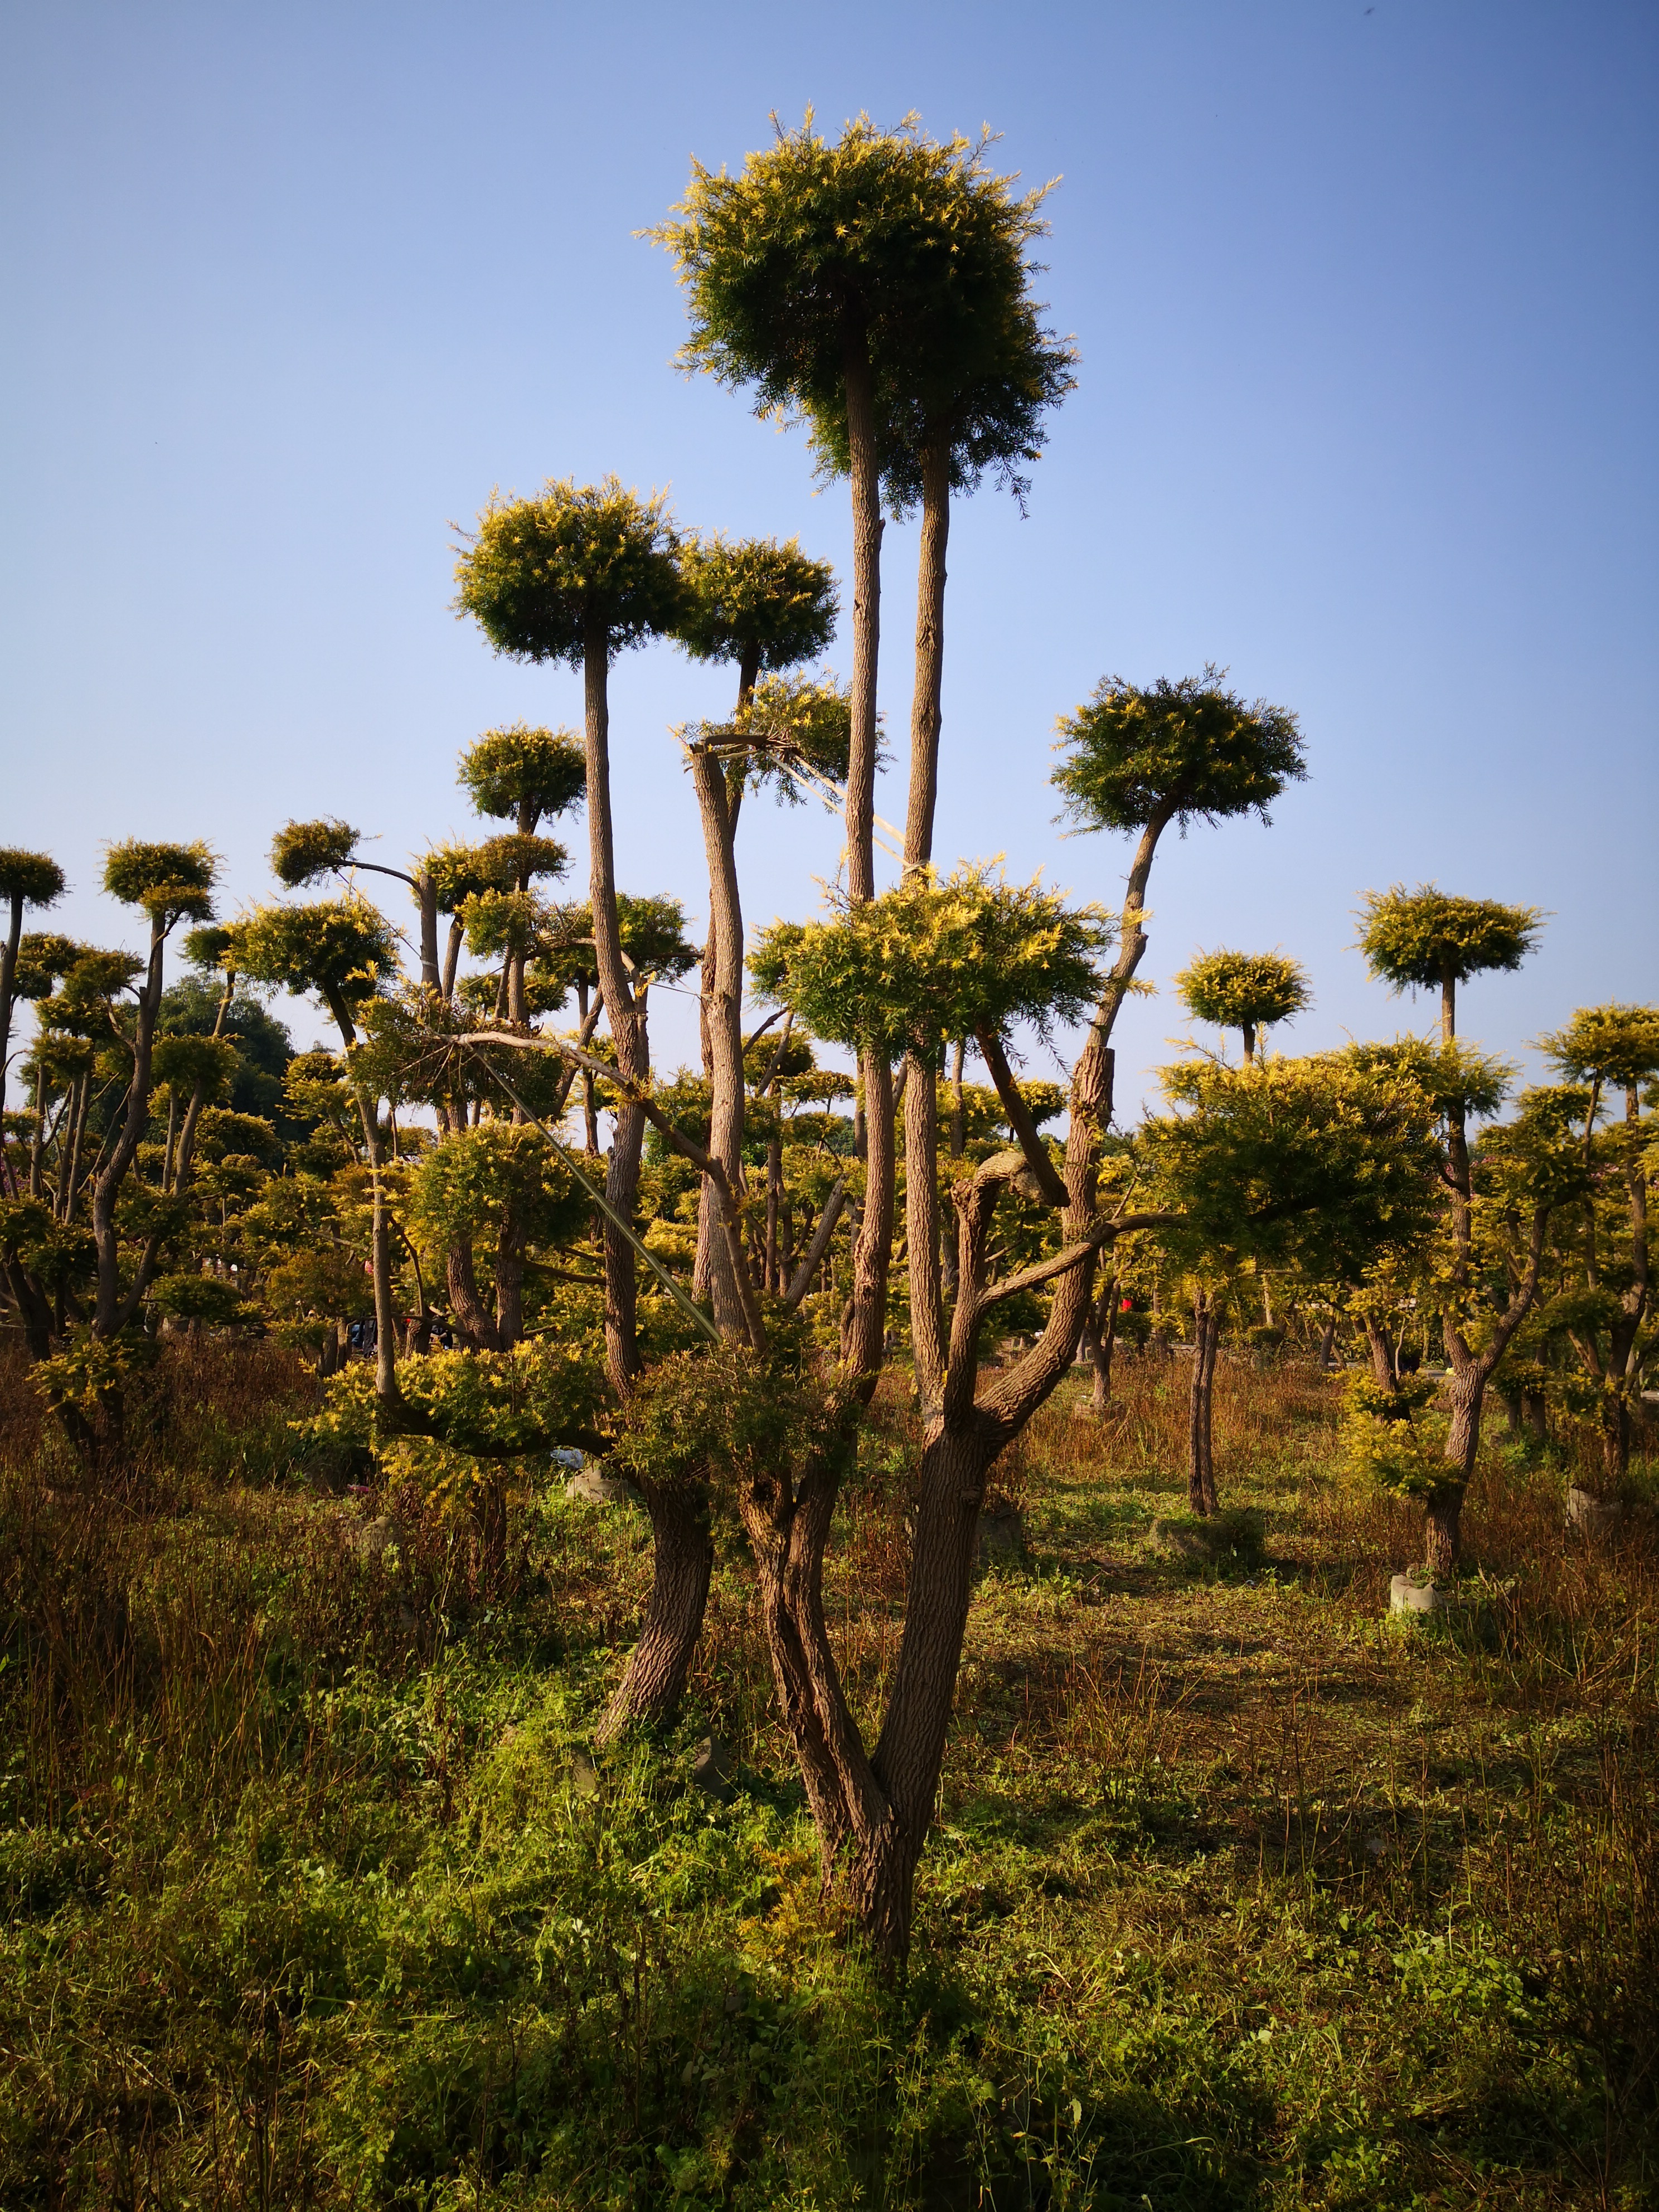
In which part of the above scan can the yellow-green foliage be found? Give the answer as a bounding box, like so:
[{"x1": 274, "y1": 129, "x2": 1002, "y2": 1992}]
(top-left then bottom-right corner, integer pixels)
[
  {"x1": 1341, "y1": 1371, "x2": 1449, "y2": 1498},
  {"x1": 751, "y1": 863, "x2": 1112, "y2": 1058},
  {"x1": 1357, "y1": 882, "x2": 1542, "y2": 993}
]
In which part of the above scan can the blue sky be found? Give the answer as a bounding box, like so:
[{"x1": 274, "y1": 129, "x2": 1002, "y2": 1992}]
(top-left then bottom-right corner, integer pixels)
[{"x1": 3, "y1": 1, "x2": 1653, "y2": 1113}]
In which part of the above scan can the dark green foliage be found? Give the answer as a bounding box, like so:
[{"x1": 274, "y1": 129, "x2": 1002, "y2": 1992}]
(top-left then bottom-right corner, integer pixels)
[
  {"x1": 1540, "y1": 1001, "x2": 1659, "y2": 1094},
  {"x1": 1053, "y1": 667, "x2": 1306, "y2": 833},
  {"x1": 157, "y1": 975, "x2": 295, "y2": 1126},
  {"x1": 231, "y1": 899, "x2": 400, "y2": 1036}
]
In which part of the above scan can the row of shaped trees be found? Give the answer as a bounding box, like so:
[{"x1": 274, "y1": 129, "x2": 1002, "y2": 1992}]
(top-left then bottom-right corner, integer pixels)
[{"x1": 2, "y1": 111, "x2": 1652, "y2": 1966}]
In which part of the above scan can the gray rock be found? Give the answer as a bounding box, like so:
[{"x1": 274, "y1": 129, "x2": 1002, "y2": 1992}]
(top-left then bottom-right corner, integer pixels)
[
  {"x1": 691, "y1": 1735, "x2": 736, "y2": 1803},
  {"x1": 1566, "y1": 1487, "x2": 1623, "y2": 1537}
]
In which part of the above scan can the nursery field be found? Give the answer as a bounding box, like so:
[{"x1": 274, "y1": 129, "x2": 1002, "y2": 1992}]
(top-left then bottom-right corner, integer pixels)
[{"x1": 2, "y1": 1343, "x2": 1654, "y2": 2211}]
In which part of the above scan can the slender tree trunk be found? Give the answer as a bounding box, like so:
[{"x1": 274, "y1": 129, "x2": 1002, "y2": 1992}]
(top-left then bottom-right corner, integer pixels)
[
  {"x1": 493, "y1": 1213, "x2": 524, "y2": 1349},
  {"x1": 1317, "y1": 1318, "x2": 1337, "y2": 1371},
  {"x1": 902, "y1": 439, "x2": 950, "y2": 874},
  {"x1": 583, "y1": 609, "x2": 648, "y2": 1395},
  {"x1": 842, "y1": 1055, "x2": 895, "y2": 1381},
  {"x1": 904, "y1": 1047, "x2": 945, "y2": 1417},
  {"x1": 0, "y1": 891, "x2": 22, "y2": 1141},
  {"x1": 596, "y1": 1481, "x2": 713, "y2": 1744},
  {"x1": 1088, "y1": 1278, "x2": 1119, "y2": 1415},
  {"x1": 688, "y1": 745, "x2": 748, "y2": 1337},
  {"x1": 91, "y1": 927, "x2": 165, "y2": 1338}
]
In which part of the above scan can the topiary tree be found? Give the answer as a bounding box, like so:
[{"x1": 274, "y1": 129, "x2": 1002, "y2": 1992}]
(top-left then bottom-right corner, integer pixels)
[
  {"x1": 1175, "y1": 948, "x2": 1311, "y2": 1064},
  {"x1": 1052, "y1": 668, "x2": 1307, "y2": 1407},
  {"x1": 1537, "y1": 1002, "x2": 1659, "y2": 1487},
  {"x1": 454, "y1": 474, "x2": 685, "y2": 1396},
  {"x1": 1357, "y1": 883, "x2": 1542, "y2": 1046},
  {"x1": 232, "y1": 895, "x2": 404, "y2": 1400},
  {"x1": 0, "y1": 847, "x2": 67, "y2": 1155},
  {"x1": 271, "y1": 817, "x2": 446, "y2": 995},
  {"x1": 1357, "y1": 890, "x2": 1550, "y2": 1569},
  {"x1": 654, "y1": 113, "x2": 1060, "y2": 1388}
]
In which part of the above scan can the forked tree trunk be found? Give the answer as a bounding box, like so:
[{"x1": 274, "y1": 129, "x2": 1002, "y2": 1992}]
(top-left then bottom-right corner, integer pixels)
[{"x1": 596, "y1": 1482, "x2": 714, "y2": 1745}]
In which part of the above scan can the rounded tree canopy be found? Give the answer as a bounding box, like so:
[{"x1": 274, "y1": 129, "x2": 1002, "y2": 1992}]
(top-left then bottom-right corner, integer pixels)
[
  {"x1": 103, "y1": 840, "x2": 218, "y2": 925},
  {"x1": 12, "y1": 932, "x2": 81, "y2": 1001},
  {"x1": 453, "y1": 478, "x2": 683, "y2": 666},
  {"x1": 182, "y1": 924, "x2": 237, "y2": 974},
  {"x1": 1357, "y1": 884, "x2": 1542, "y2": 993},
  {"x1": 476, "y1": 833, "x2": 568, "y2": 890},
  {"x1": 458, "y1": 724, "x2": 586, "y2": 827},
  {"x1": 675, "y1": 535, "x2": 838, "y2": 673},
  {"x1": 151, "y1": 1031, "x2": 240, "y2": 1104},
  {"x1": 1149, "y1": 1050, "x2": 1440, "y2": 1278},
  {"x1": 0, "y1": 848, "x2": 67, "y2": 910},
  {"x1": 271, "y1": 818, "x2": 360, "y2": 888},
  {"x1": 534, "y1": 893, "x2": 701, "y2": 991},
  {"x1": 1539, "y1": 1002, "x2": 1659, "y2": 1093},
  {"x1": 231, "y1": 898, "x2": 400, "y2": 1029},
  {"x1": 1343, "y1": 1037, "x2": 1514, "y2": 1123},
  {"x1": 750, "y1": 863, "x2": 1113, "y2": 1057},
  {"x1": 426, "y1": 842, "x2": 516, "y2": 915},
  {"x1": 1176, "y1": 950, "x2": 1311, "y2": 1040},
  {"x1": 653, "y1": 111, "x2": 1063, "y2": 440},
  {"x1": 1052, "y1": 668, "x2": 1306, "y2": 836},
  {"x1": 408, "y1": 1122, "x2": 588, "y2": 1253}
]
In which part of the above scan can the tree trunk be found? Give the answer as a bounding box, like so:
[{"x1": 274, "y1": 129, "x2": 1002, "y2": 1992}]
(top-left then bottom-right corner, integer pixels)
[
  {"x1": 842, "y1": 1054, "x2": 894, "y2": 1382},
  {"x1": 1423, "y1": 1487, "x2": 1463, "y2": 1580},
  {"x1": 1362, "y1": 1316, "x2": 1396, "y2": 1390},
  {"x1": 904, "y1": 1048, "x2": 945, "y2": 1417},
  {"x1": 1600, "y1": 1393, "x2": 1631, "y2": 1488},
  {"x1": 583, "y1": 609, "x2": 648, "y2": 1395},
  {"x1": 596, "y1": 1482, "x2": 713, "y2": 1743},
  {"x1": 1088, "y1": 1280, "x2": 1118, "y2": 1415},
  {"x1": 1188, "y1": 1294, "x2": 1220, "y2": 1515},
  {"x1": 902, "y1": 438, "x2": 950, "y2": 873},
  {"x1": 447, "y1": 1237, "x2": 501, "y2": 1351},
  {"x1": 493, "y1": 1213, "x2": 524, "y2": 1350},
  {"x1": 1317, "y1": 1318, "x2": 1337, "y2": 1371},
  {"x1": 91, "y1": 925, "x2": 166, "y2": 1338},
  {"x1": 688, "y1": 744, "x2": 748, "y2": 1338},
  {"x1": 841, "y1": 326, "x2": 882, "y2": 907}
]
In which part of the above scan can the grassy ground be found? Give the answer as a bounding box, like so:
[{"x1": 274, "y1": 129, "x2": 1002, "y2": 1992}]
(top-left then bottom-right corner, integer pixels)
[{"x1": 1, "y1": 1343, "x2": 1655, "y2": 2209}]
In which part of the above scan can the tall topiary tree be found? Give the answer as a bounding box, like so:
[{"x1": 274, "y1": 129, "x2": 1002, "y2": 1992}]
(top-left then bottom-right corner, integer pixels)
[
  {"x1": 1358, "y1": 886, "x2": 1549, "y2": 1568},
  {"x1": 654, "y1": 113, "x2": 1055, "y2": 1385},
  {"x1": 1538, "y1": 1002, "x2": 1659, "y2": 1487},
  {"x1": 453, "y1": 474, "x2": 685, "y2": 1395},
  {"x1": 1175, "y1": 948, "x2": 1311, "y2": 1064},
  {"x1": 233, "y1": 895, "x2": 403, "y2": 1401},
  {"x1": 270, "y1": 817, "x2": 447, "y2": 995},
  {"x1": 0, "y1": 848, "x2": 67, "y2": 1158},
  {"x1": 1052, "y1": 668, "x2": 1307, "y2": 1406}
]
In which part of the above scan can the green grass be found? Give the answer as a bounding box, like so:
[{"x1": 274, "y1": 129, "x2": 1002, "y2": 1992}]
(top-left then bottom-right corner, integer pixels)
[{"x1": 1, "y1": 1344, "x2": 1656, "y2": 2208}]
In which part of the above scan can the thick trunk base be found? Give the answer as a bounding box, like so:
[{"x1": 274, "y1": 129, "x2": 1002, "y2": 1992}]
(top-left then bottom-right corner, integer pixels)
[{"x1": 596, "y1": 1482, "x2": 712, "y2": 1743}]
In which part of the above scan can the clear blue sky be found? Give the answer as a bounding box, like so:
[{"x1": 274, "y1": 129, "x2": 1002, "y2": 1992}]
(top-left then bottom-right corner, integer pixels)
[{"x1": 3, "y1": 1, "x2": 1653, "y2": 1112}]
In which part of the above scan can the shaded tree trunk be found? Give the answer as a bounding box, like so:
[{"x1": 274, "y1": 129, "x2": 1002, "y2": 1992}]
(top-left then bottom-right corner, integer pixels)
[
  {"x1": 596, "y1": 1481, "x2": 714, "y2": 1745},
  {"x1": 1188, "y1": 1293, "x2": 1221, "y2": 1516}
]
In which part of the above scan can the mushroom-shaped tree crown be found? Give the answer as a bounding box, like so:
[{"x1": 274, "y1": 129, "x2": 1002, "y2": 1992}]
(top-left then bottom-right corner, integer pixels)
[
  {"x1": 675, "y1": 535, "x2": 838, "y2": 674},
  {"x1": 750, "y1": 863, "x2": 1113, "y2": 1058},
  {"x1": 1539, "y1": 1002, "x2": 1659, "y2": 1094},
  {"x1": 1053, "y1": 668, "x2": 1306, "y2": 836},
  {"x1": 653, "y1": 111, "x2": 1051, "y2": 430},
  {"x1": 459, "y1": 724, "x2": 586, "y2": 827},
  {"x1": 454, "y1": 477, "x2": 683, "y2": 665},
  {"x1": 1357, "y1": 884, "x2": 1542, "y2": 992},
  {"x1": 231, "y1": 898, "x2": 399, "y2": 1023},
  {"x1": 0, "y1": 849, "x2": 67, "y2": 910},
  {"x1": 271, "y1": 818, "x2": 360, "y2": 888},
  {"x1": 1176, "y1": 949, "x2": 1311, "y2": 1041},
  {"x1": 12, "y1": 933, "x2": 81, "y2": 1001},
  {"x1": 103, "y1": 840, "x2": 217, "y2": 925},
  {"x1": 533, "y1": 894, "x2": 701, "y2": 993}
]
